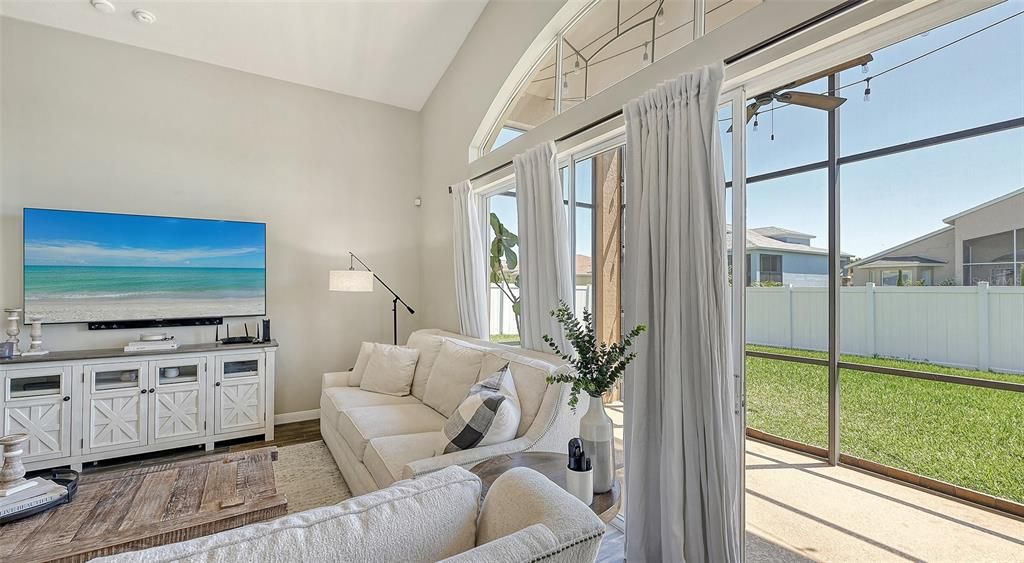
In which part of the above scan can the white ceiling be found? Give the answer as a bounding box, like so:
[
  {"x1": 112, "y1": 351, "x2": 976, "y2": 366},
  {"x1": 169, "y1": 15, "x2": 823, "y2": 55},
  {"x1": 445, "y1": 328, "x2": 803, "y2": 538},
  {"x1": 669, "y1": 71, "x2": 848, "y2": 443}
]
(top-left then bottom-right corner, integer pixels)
[{"x1": 0, "y1": 0, "x2": 488, "y2": 110}]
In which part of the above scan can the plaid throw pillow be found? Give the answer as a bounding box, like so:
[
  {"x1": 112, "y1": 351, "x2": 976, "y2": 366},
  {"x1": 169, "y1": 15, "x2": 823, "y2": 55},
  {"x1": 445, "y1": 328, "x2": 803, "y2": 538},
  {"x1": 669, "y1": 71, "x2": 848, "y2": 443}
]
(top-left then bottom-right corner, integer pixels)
[{"x1": 437, "y1": 363, "x2": 521, "y2": 455}]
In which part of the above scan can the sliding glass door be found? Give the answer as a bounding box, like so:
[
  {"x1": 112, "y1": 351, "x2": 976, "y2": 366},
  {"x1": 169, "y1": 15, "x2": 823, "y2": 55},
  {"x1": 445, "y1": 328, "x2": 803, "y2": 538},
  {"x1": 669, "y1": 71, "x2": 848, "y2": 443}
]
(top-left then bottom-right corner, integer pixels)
[{"x1": 738, "y1": 0, "x2": 1024, "y2": 508}]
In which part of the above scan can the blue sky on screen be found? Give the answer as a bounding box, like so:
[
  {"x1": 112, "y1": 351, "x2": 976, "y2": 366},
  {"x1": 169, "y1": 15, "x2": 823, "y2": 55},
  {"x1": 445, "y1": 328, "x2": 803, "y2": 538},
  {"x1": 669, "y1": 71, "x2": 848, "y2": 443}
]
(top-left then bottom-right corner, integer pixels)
[
  {"x1": 493, "y1": 2, "x2": 1023, "y2": 261},
  {"x1": 24, "y1": 209, "x2": 266, "y2": 269}
]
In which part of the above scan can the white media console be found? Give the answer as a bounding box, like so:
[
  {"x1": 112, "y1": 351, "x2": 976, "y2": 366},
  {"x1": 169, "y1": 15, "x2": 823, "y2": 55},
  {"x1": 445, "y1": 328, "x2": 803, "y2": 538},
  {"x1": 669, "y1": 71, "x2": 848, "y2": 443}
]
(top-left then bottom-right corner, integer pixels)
[{"x1": 0, "y1": 340, "x2": 277, "y2": 471}]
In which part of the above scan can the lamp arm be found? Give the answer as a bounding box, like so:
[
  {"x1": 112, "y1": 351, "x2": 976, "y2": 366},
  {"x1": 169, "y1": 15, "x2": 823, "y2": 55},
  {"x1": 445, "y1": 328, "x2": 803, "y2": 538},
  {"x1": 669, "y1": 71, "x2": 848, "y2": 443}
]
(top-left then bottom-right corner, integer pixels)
[{"x1": 349, "y1": 252, "x2": 415, "y2": 314}]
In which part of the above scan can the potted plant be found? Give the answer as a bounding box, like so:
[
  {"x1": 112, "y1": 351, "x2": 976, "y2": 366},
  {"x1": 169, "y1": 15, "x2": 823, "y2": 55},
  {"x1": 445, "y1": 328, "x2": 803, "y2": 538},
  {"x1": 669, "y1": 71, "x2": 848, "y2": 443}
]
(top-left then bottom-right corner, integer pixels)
[{"x1": 543, "y1": 302, "x2": 646, "y2": 493}]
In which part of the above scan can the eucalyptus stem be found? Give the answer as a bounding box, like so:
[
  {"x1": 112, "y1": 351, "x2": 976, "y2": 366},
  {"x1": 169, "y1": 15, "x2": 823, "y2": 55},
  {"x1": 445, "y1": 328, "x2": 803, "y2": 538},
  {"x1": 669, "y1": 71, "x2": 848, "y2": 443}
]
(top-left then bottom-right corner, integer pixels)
[{"x1": 543, "y1": 301, "x2": 647, "y2": 411}]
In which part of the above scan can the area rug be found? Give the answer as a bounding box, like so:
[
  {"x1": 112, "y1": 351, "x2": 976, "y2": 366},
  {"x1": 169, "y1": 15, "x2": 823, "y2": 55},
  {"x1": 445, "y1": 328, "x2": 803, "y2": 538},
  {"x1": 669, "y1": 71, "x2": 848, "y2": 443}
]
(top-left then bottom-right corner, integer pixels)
[{"x1": 274, "y1": 440, "x2": 352, "y2": 514}]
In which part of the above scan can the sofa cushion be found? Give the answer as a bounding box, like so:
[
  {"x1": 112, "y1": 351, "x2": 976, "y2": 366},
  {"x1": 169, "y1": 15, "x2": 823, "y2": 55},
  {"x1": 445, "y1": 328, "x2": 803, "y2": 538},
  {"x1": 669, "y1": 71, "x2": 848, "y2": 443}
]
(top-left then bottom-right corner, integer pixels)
[
  {"x1": 423, "y1": 340, "x2": 486, "y2": 417},
  {"x1": 350, "y1": 341, "x2": 375, "y2": 387},
  {"x1": 336, "y1": 404, "x2": 447, "y2": 461},
  {"x1": 407, "y1": 332, "x2": 445, "y2": 400},
  {"x1": 94, "y1": 466, "x2": 482, "y2": 563},
  {"x1": 439, "y1": 524, "x2": 559, "y2": 563},
  {"x1": 438, "y1": 364, "x2": 521, "y2": 455},
  {"x1": 364, "y1": 431, "x2": 443, "y2": 488},
  {"x1": 479, "y1": 353, "x2": 551, "y2": 437},
  {"x1": 320, "y1": 388, "x2": 419, "y2": 429},
  {"x1": 360, "y1": 344, "x2": 419, "y2": 396}
]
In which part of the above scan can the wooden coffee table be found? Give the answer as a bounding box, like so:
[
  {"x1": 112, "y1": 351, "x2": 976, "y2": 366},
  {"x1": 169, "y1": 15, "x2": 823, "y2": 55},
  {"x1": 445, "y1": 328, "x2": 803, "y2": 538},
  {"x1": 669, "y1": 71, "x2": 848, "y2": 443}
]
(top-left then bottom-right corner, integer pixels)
[
  {"x1": 0, "y1": 446, "x2": 287, "y2": 563},
  {"x1": 471, "y1": 452, "x2": 622, "y2": 523}
]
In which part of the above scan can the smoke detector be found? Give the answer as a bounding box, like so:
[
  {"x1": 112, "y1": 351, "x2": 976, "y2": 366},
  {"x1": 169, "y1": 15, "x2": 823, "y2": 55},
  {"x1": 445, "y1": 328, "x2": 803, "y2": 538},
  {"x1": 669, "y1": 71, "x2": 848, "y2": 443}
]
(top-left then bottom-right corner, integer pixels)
[
  {"x1": 90, "y1": 0, "x2": 115, "y2": 14},
  {"x1": 132, "y1": 9, "x2": 157, "y2": 24}
]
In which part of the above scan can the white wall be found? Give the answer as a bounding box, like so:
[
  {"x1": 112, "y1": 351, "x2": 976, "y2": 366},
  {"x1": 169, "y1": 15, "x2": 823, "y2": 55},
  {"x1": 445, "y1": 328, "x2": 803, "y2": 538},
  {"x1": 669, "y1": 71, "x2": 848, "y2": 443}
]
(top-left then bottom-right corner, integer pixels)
[
  {"x1": 418, "y1": 0, "x2": 565, "y2": 331},
  {"x1": 0, "y1": 18, "x2": 422, "y2": 416}
]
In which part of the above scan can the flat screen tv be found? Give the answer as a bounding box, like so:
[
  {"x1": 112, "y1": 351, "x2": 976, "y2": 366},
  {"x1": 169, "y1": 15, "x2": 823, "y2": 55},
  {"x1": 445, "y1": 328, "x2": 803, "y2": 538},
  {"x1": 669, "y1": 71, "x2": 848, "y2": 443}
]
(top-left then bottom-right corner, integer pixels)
[{"x1": 24, "y1": 208, "x2": 266, "y2": 325}]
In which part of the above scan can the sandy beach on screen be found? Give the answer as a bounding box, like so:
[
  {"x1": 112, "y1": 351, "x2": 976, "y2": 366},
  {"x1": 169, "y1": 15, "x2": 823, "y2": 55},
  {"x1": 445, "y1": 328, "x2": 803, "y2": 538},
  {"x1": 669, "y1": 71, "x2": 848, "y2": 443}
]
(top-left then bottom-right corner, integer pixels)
[{"x1": 26, "y1": 297, "x2": 265, "y2": 323}]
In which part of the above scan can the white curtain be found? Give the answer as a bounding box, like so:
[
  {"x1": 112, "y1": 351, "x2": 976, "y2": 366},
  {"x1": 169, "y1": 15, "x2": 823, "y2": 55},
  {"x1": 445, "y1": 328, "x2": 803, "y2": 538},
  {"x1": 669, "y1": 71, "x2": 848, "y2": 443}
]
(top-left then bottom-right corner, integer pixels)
[
  {"x1": 451, "y1": 180, "x2": 489, "y2": 339},
  {"x1": 622, "y1": 63, "x2": 742, "y2": 562},
  {"x1": 514, "y1": 141, "x2": 573, "y2": 352}
]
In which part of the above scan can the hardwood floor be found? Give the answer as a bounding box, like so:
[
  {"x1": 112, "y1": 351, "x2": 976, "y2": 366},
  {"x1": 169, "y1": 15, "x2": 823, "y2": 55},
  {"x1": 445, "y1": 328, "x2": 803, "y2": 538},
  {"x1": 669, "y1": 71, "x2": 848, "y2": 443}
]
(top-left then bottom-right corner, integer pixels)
[{"x1": 33, "y1": 420, "x2": 625, "y2": 559}]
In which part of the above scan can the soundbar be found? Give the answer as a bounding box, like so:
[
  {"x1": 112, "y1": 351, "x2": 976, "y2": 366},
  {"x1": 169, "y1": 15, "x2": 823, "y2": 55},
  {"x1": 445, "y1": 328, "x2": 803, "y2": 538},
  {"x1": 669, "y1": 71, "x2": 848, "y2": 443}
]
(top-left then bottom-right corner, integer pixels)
[{"x1": 88, "y1": 317, "x2": 223, "y2": 331}]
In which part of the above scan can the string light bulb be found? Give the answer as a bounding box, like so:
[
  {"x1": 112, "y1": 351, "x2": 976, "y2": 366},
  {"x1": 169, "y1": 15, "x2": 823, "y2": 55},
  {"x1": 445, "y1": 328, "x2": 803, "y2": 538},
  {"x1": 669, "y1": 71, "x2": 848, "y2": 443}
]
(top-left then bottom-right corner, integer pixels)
[
  {"x1": 861, "y1": 62, "x2": 869, "y2": 74},
  {"x1": 863, "y1": 78, "x2": 872, "y2": 102},
  {"x1": 642, "y1": 41, "x2": 649, "y2": 62},
  {"x1": 574, "y1": 55, "x2": 581, "y2": 75},
  {"x1": 563, "y1": 76, "x2": 569, "y2": 90},
  {"x1": 656, "y1": 6, "x2": 665, "y2": 26},
  {"x1": 752, "y1": 114, "x2": 759, "y2": 132}
]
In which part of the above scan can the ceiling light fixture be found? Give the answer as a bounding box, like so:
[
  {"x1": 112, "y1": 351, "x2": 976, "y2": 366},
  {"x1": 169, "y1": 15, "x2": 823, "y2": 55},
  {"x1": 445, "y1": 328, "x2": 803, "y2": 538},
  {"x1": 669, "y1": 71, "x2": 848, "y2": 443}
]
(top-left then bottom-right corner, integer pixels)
[
  {"x1": 132, "y1": 9, "x2": 156, "y2": 24},
  {"x1": 642, "y1": 41, "x2": 649, "y2": 62},
  {"x1": 573, "y1": 55, "x2": 581, "y2": 75},
  {"x1": 90, "y1": 0, "x2": 115, "y2": 14},
  {"x1": 656, "y1": 6, "x2": 665, "y2": 26}
]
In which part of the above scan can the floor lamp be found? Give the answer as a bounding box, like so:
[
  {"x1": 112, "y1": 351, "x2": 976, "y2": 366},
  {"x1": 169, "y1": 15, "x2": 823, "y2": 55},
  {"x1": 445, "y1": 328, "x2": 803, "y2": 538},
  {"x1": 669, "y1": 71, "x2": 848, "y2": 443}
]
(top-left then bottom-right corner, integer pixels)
[{"x1": 330, "y1": 252, "x2": 415, "y2": 345}]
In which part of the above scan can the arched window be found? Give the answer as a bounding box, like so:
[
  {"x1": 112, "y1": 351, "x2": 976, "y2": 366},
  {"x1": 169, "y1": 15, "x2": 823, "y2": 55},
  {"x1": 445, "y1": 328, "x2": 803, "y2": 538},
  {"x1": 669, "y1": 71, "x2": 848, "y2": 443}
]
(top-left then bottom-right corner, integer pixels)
[{"x1": 475, "y1": 0, "x2": 762, "y2": 157}]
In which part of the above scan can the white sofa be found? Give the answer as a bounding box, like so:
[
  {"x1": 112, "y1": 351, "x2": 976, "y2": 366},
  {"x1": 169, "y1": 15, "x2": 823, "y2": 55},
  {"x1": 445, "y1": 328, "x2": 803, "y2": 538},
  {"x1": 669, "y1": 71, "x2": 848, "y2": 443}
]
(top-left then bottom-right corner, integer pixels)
[
  {"x1": 96, "y1": 465, "x2": 606, "y2": 562},
  {"x1": 320, "y1": 329, "x2": 585, "y2": 495}
]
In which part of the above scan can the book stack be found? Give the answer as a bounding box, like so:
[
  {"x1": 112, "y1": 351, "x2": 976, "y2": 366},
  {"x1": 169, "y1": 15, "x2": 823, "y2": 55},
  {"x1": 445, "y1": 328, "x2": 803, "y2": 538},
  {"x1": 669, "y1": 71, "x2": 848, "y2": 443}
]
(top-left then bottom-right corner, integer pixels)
[
  {"x1": 0, "y1": 478, "x2": 68, "y2": 520},
  {"x1": 124, "y1": 336, "x2": 179, "y2": 353}
]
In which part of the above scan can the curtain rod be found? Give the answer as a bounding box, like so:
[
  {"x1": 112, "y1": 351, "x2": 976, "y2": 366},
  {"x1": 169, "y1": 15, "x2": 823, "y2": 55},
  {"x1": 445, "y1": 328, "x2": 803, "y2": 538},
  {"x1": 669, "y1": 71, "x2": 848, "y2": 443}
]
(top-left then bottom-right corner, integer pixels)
[{"x1": 449, "y1": 0, "x2": 868, "y2": 193}]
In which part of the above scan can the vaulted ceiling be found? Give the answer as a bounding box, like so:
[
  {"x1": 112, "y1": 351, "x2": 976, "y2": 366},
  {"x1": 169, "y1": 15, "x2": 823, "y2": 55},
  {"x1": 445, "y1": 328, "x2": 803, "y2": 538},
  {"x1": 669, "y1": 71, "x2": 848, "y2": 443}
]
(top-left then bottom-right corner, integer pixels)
[{"x1": 0, "y1": 0, "x2": 488, "y2": 110}]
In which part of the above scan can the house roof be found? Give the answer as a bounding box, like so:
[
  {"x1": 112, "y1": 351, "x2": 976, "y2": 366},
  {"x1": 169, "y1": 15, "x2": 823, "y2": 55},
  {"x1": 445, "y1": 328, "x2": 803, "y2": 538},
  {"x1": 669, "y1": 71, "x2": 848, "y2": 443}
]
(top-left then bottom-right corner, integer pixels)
[
  {"x1": 751, "y1": 226, "x2": 816, "y2": 240},
  {"x1": 943, "y1": 187, "x2": 1024, "y2": 224},
  {"x1": 576, "y1": 254, "x2": 592, "y2": 276},
  {"x1": 847, "y1": 226, "x2": 954, "y2": 269},
  {"x1": 727, "y1": 226, "x2": 853, "y2": 257},
  {"x1": 852, "y1": 255, "x2": 948, "y2": 269}
]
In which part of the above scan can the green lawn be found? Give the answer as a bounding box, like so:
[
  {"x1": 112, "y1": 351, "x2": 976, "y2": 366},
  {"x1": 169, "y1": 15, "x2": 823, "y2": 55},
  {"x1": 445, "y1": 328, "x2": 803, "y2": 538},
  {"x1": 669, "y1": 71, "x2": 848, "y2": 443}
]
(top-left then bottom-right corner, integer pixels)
[
  {"x1": 745, "y1": 345, "x2": 1024, "y2": 504},
  {"x1": 489, "y1": 334, "x2": 522, "y2": 344}
]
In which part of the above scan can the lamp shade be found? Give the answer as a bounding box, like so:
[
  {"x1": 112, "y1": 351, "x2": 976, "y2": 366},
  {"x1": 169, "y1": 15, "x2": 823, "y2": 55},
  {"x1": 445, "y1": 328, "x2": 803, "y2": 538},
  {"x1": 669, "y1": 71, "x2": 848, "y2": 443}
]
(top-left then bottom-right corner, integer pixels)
[{"x1": 329, "y1": 270, "x2": 374, "y2": 292}]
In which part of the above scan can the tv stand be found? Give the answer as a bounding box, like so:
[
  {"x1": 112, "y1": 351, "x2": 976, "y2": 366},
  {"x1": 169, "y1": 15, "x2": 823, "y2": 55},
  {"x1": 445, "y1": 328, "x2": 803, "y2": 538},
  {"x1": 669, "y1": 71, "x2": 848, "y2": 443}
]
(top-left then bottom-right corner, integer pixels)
[{"x1": 0, "y1": 340, "x2": 277, "y2": 472}]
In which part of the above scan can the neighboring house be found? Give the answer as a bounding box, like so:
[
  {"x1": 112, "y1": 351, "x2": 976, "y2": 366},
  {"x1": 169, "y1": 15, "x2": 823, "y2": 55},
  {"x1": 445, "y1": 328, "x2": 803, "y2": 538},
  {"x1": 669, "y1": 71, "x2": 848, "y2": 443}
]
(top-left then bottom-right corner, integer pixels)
[
  {"x1": 849, "y1": 187, "x2": 1024, "y2": 286},
  {"x1": 575, "y1": 254, "x2": 593, "y2": 287},
  {"x1": 726, "y1": 226, "x2": 853, "y2": 287}
]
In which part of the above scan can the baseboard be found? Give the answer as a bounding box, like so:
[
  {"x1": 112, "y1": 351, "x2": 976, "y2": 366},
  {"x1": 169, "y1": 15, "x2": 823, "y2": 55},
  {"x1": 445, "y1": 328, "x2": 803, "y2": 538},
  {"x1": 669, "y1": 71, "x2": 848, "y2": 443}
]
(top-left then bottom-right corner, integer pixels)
[{"x1": 274, "y1": 408, "x2": 321, "y2": 425}]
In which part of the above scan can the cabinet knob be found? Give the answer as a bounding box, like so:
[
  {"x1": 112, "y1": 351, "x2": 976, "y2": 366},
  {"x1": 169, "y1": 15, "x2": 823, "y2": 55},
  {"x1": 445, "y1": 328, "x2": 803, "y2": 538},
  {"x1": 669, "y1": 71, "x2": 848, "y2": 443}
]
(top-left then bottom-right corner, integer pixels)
[
  {"x1": 141, "y1": 389, "x2": 148, "y2": 394},
  {"x1": 149, "y1": 388, "x2": 155, "y2": 394},
  {"x1": 62, "y1": 396, "x2": 70, "y2": 402},
  {"x1": 215, "y1": 381, "x2": 222, "y2": 387}
]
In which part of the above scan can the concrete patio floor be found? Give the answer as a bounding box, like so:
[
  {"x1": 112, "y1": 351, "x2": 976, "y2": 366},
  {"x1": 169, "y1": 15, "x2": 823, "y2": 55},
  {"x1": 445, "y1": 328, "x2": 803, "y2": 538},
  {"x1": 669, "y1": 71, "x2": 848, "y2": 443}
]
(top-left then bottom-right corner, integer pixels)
[
  {"x1": 603, "y1": 402, "x2": 1024, "y2": 561},
  {"x1": 745, "y1": 439, "x2": 1024, "y2": 562}
]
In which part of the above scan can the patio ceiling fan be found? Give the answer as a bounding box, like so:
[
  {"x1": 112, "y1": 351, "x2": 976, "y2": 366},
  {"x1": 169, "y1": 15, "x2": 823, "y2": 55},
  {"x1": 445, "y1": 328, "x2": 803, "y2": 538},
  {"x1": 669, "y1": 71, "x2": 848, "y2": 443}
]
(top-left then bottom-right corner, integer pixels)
[{"x1": 728, "y1": 54, "x2": 873, "y2": 132}]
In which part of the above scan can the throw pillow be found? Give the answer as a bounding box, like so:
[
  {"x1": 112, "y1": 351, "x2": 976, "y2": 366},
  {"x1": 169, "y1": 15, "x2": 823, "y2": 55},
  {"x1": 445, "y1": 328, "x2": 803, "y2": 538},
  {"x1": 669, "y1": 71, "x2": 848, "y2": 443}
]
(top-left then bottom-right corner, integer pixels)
[
  {"x1": 360, "y1": 344, "x2": 420, "y2": 396},
  {"x1": 437, "y1": 363, "x2": 521, "y2": 455},
  {"x1": 422, "y1": 340, "x2": 486, "y2": 417},
  {"x1": 350, "y1": 342, "x2": 375, "y2": 386}
]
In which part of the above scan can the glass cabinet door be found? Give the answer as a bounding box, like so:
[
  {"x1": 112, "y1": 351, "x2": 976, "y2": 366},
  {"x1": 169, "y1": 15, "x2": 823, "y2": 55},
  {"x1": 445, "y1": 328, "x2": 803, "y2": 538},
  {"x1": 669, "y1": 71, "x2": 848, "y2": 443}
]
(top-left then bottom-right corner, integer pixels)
[
  {"x1": 83, "y1": 361, "x2": 149, "y2": 453},
  {"x1": 149, "y1": 357, "x2": 206, "y2": 443},
  {"x1": 2, "y1": 366, "x2": 73, "y2": 462}
]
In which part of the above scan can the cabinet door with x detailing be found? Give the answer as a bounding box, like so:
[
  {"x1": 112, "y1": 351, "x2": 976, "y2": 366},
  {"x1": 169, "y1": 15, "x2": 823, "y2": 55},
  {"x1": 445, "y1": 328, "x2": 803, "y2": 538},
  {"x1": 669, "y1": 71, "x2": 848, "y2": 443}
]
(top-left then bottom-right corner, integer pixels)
[
  {"x1": 215, "y1": 353, "x2": 264, "y2": 434},
  {"x1": 84, "y1": 361, "x2": 149, "y2": 454},
  {"x1": 2, "y1": 365, "x2": 73, "y2": 462}
]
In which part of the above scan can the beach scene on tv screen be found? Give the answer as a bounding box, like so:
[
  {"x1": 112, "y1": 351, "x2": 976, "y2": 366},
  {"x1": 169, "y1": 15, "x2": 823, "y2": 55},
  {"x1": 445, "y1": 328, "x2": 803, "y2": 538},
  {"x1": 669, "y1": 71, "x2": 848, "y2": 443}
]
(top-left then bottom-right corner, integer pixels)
[{"x1": 24, "y1": 209, "x2": 266, "y2": 323}]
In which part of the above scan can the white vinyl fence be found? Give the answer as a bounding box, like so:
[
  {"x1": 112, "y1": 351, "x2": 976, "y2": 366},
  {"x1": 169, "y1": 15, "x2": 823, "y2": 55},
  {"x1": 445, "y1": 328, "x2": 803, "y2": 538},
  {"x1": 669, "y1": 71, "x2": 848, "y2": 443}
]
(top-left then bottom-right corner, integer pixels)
[
  {"x1": 746, "y1": 282, "x2": 1024, "y2": 374},
  {"x1": 489, "y1": 284, "x2": 592, "y2": 337}
]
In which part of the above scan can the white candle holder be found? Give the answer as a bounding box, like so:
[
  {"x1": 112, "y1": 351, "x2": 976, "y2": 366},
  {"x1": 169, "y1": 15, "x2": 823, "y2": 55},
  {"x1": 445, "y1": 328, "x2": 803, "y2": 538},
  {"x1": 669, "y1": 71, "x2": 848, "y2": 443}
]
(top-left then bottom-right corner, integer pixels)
[
  {"x1": 0, "y1": 434, "x2": 37, "y2": 496},
  {"x1": 23, "y1": 316, "x2": 49, "y2": 356},
  {"x1": 4, "y1": 308, "x2": 22, "y2": 357}
]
